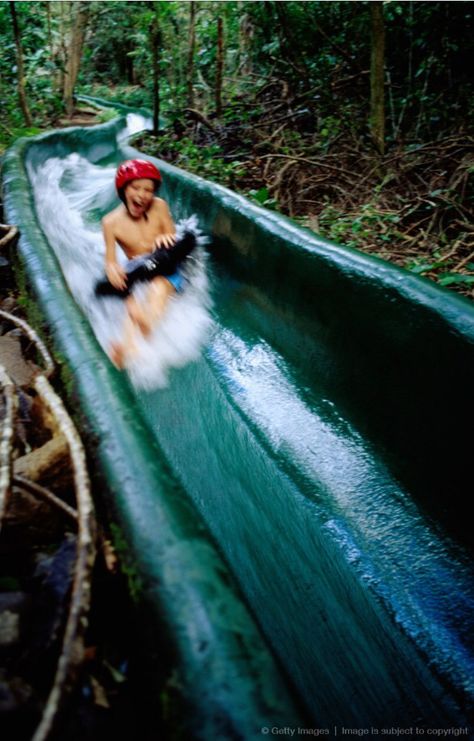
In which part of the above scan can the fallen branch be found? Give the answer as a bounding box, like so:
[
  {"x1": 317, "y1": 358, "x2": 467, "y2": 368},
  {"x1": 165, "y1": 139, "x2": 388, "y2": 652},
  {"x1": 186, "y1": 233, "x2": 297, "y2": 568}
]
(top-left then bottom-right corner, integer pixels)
[
  {"x1": 183, "y1": 107, "x2": 218, "y2": 133},
  {"x1": 0, "y1": 364, "x2": 17, "y2": 528},
  {"x1": 453, "y1": 248, "x2": 474, "y2": 272},
  {"x1": 13, "y1": 474, "x2": 78, "y2": 523},
  {"x1": 454, "y1": 219, "x2": 474, "y2": 233},
  {"x1": 0, "y1": 309, "x2": 54, "y2": 377},
  {"x1": 0, "y1": 223, "x2": 19, "y2": 249},
  {"x1": 245, "y1": 110, "x2": 306, "y2": 130},
  {"x1": 14, "y1": 432, "x2": 69, "y2": 483},
  {"x1": 32, "y1": 373, "x2": 96, "y2": 741},
  {"x1": 256, "y1": 153, "x2": 355, "y2": 179}
]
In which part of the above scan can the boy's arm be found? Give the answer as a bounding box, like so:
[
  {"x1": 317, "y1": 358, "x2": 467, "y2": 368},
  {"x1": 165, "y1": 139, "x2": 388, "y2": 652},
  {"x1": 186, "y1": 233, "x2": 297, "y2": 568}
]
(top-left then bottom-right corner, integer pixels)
[
  {"x1": 102, "y1": 219, "x2": 127, "y2": 289},
  {"x1": 155, "y1": 200, "x2": 176, "y2": 249}
]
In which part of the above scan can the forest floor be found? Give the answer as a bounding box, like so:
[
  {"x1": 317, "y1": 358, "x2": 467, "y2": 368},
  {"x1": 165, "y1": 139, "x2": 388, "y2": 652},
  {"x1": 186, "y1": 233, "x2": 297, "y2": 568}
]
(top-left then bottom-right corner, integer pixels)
[
  {"x1": 136, "y1": 87, "x2": 474, "y2": 302},
  {"x1": 0, "y1": 264, "x2": 164, "y2": 740}
]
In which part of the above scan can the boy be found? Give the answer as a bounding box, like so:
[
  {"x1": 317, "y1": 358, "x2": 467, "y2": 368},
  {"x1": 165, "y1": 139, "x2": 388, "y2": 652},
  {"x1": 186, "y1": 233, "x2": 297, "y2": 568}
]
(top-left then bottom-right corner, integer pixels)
[{"x1": 101, "y1": 159, "x2": 182, "y2": 368}]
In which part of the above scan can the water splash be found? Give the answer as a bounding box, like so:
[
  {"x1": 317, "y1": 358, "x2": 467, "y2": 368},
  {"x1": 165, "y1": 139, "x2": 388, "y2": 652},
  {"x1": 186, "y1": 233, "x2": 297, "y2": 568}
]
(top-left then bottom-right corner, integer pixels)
[
  {"x1": 28, "y1": 152, "x2": 212, "y2": 389},
  {"x1": 210, "y1": 328, "x2": 474, "y2": 701},
  {"x1": 118, "y1": 112, "x2": 153, "y2": 141}
]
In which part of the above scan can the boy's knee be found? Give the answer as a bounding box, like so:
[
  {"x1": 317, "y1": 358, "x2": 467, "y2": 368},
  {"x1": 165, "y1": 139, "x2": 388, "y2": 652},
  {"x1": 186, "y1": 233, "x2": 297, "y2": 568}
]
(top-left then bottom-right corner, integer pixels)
[{"x1": 151, "y1": 276, "x2": 174, "y2": 296}]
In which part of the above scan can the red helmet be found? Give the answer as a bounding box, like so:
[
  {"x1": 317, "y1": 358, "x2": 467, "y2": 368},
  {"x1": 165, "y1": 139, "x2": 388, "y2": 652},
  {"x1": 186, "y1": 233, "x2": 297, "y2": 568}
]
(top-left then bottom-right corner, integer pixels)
[{"x1": 115, "y1": 159, "x2": 162, "y2": 199}]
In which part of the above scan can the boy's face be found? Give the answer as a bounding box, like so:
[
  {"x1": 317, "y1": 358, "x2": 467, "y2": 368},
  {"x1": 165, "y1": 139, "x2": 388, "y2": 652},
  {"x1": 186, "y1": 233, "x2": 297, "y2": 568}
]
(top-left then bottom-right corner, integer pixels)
[{"x1": 124, "y1": 178, "x2": 155, "y2": 218}]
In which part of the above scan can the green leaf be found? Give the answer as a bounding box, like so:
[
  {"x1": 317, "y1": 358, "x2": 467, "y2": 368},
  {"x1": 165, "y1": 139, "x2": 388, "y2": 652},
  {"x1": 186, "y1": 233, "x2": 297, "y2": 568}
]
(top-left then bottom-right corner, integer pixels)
[
  {"x1": 438, "y1": 274, "x2": 474, "y2": 286},
  {"x1": 249, "y1": 187, "x2": 270, "y2": 204},
  {"x1": 409, "y1": 263, "x2": 435, "y2": 274}
]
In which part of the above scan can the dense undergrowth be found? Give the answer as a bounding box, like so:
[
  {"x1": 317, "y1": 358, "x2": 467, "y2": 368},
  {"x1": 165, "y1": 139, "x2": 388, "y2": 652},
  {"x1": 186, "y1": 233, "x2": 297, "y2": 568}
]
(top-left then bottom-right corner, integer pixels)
[
  {"x1": 132, "y1": 81, "x2": 474, "y2": 301},
  {"x1": 2, "y1": 1, "x2": 473, "y2": 300},
  {"x1": 2, "y1": 82, "x2": 473, "y2": 303}
]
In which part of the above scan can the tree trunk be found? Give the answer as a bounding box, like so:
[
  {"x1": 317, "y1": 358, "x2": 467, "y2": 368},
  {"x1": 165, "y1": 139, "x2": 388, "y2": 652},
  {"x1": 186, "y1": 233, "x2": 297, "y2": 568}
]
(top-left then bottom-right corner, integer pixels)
[
  {"x1": 151, "y1": 12, "x2": 162, "y2": 135},
  {"x1": 186, "y1": 1, "x2": 196, "y2": 108},
  {"x1": 63, "y1": 1, "x2": 90, "y2": 117},
  {"x1": 126, "y1": 50, "x2": 135, "y2": 85},
  {"x1": 9, "y1": 1, "x2": 32, "y2": 127},
  {"x1": 238, "y1": 13, "x2": 254, "y2": 77},
  {"x1": 46, "y1": 0, "x2": 53, "y2": 59},
  {"x1": 273, "y1": 1, "x2": 307, "y2": 77},
  {"x1": 54, "y1": 1, "x2": 68, "y2": 96},
  {"x1": 370, "y1": 1, "x2": 385, "y2": 155},
  {"x1": 215, "y1": 16, "x2": 224, "y2": 117}
]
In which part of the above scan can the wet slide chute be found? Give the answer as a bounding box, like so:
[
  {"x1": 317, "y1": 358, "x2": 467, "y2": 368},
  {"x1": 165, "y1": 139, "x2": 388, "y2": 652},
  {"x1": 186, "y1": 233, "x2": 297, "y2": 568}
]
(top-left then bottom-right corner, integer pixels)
[{"x1": 2, "y1": 105, "x2": 473, "y2": 734}]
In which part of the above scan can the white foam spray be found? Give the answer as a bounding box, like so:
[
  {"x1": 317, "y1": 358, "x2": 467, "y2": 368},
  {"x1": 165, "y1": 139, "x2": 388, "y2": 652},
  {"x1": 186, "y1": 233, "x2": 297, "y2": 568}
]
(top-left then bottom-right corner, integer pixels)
[{"x1": 28, "y1": 146, "x2": 212, "y2": 389}]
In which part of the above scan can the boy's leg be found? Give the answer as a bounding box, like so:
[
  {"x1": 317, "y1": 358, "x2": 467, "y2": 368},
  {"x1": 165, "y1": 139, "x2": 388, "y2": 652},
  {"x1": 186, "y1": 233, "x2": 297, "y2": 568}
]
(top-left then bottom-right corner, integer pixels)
[
  {"x1": 146, "y1": 276, "x2": 176, "y2": 328},
  {"x1": 109, "y1": 277, "x2": 175, "y2": 368},
  {"x1": 125, "y1": 294, "x2": 149, "y2": 333},
  {"x1": 124, "y1": 277, "x2": 175, "y2": 335},
  {"x1": 109, "y1": 312, "x2": 139, "y2": 368}
]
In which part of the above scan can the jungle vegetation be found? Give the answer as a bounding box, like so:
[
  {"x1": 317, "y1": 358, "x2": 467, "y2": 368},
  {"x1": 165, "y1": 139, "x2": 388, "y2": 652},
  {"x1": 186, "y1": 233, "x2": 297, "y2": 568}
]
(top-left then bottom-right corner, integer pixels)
[{"x1": 1, "y1": 1, "x2": 473, "y2": 297}]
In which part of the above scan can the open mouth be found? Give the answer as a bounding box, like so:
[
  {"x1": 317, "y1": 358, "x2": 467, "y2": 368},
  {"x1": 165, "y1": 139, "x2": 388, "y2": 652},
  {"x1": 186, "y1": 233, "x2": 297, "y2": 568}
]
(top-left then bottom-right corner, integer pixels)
[{"x1": 129, "y1": 199, "x2": 145, "y2": 214}]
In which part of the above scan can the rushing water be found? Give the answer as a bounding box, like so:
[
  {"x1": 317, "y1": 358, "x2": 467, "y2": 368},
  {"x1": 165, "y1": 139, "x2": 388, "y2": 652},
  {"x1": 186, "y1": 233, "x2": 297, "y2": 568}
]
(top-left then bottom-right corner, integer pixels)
[
  {"x1": 27, "y1": 119, "x2": 473, "y2": 730},
  {"x1": 28, "y1": 116, "x2": 213, "y2": 389}
]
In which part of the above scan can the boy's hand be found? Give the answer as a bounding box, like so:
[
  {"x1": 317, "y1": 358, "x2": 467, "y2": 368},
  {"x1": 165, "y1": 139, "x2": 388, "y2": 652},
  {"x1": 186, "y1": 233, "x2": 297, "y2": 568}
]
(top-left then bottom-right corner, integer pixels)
[
  {"x1": 155, "y1": 233, "x2": 176, "y2": 250},
  {"x1": 106, "y1": 262, "x2": 127, "y2": 290}
]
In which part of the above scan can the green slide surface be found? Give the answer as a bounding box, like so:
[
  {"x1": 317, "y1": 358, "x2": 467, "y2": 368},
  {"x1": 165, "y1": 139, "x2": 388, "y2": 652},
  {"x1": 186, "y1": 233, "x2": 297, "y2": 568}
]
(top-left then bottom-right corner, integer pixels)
[{"x1": 2, "y1": 107, "x2": 473, "y2": 735}]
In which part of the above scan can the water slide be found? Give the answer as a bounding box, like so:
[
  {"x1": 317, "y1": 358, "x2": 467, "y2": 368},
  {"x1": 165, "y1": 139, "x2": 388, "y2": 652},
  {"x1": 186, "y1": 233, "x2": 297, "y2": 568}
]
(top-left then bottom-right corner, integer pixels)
[{"x1": 2, "y1": 108, "x2": 473, "y2": 736}]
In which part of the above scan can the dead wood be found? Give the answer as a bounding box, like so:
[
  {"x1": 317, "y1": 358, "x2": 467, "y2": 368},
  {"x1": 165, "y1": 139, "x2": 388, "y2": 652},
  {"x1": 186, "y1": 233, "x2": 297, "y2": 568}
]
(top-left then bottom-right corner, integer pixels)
[
  {"x1": 13, "y1": 475, "x2": 78, "y2": 522},
  {"x1": 0, "y1": 303, "x2": 96, "y2": 738},
  {"x1": 14, "y1": 433, "x2": 70, "y2": 487},
  {"x1": 32, "y1": 374, "x2": 96, "y2": 741},
  {"x1": 0, "y1": 310, "x2": 54, "y2": 377},
  {"x1": 183, "y1": 107, "x2": 218, "y2": 133},
  {"x1": 0, "y1": 365, "x2": 17, "y2": 527},
  {"x1": 0, "y1": 224, "x2": 19, "y2": 250}
]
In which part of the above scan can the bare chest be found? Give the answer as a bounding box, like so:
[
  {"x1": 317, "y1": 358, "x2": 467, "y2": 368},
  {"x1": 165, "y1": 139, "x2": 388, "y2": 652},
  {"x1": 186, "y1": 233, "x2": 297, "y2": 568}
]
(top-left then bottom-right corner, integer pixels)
[{"x1": 116, "y1": 213, "x2": 165, "y2": 258}]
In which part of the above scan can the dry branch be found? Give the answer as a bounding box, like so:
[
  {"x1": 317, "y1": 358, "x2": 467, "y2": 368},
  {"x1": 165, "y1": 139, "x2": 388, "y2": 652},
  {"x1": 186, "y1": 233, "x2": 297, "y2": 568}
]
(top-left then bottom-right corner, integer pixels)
[
  {"x1": 0, "y1": 309, "x2": 97, "y2": 734},
  {"x1": 183, "y1": 107, "x2": 218, "y2": 133},
  {"x1": 0, "y1": 364, "x2": 17, "y2": 528},
  {"x1": 0, "y1": 223, "x2": 19, "y2": 249},
  {"x1": 32, "y1": 373, "x2": 96, "y2": 741},
  {"x1": 0, "y1": 309, "x2": 54, "y2": 377},
  {"x1": 454, "y1": 249, "x2": 474, "y2": 272},
  {"x1": 13, "y1": 474, "x2": 78, "y2": 522},
  {"x1": 14, "y1": 432, "x2": 69, "y2": 483},
  {"x1": 256, "y1": 153, "x2": 355, "y2": 180}
]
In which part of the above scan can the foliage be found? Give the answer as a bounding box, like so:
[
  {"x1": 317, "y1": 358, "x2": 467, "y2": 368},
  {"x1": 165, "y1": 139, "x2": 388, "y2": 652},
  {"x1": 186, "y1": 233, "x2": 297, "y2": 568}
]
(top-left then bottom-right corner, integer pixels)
[
  {"x1": 1, "y1": 1, "x2": 473, "y2": 298},
  {"x1": 2, "y1": 1, "x2": 473, "y2": 144},
  {"x1": 139, "y1": 131, "x2": 245, "y2": 187},
  {"x1": 316, "y1": 202, "x2": 403, "y2": 251},
  {"x1": 0, "y1": 1, "x2": 62, "y2": 151},
  {"x1": 96, "y1": 107, "x2": 119, "y2": 123}
]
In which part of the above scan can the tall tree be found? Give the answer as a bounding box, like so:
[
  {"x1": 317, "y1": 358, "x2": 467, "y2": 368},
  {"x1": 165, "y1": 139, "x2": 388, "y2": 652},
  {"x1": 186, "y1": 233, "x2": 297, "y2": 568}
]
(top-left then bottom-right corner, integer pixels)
[
  {"x1": 370, "y1": 1, "x2": 385, "y2": 154},
  {"x1": 186, "y1": 1, "x2": 196, "y2": 108},
  {"x1": 63, "y1": 1, "x2": 90, "y2": 116},
  {"x1": 150, "y1": 7, "x2": 162, "y2": 134},
  {"x1": 9, "y1": 1, "x2": 32, "y2": 127},
  {"x1": 215, "y1": 16, "x2": 224, "y2": 117}
]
